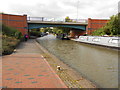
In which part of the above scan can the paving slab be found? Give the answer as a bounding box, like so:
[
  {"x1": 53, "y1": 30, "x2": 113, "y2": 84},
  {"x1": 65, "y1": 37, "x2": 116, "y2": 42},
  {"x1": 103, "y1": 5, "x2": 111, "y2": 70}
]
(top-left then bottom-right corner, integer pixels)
[{"x1": 2, "y1": 39, "x2": 67, "y2": 88}]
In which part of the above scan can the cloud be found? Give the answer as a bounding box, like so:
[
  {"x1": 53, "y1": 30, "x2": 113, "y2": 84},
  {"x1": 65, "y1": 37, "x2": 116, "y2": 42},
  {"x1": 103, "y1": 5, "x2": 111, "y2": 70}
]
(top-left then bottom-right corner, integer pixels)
[{"x1": 1, "y1": 0, "x2": 119, "y2": 19}]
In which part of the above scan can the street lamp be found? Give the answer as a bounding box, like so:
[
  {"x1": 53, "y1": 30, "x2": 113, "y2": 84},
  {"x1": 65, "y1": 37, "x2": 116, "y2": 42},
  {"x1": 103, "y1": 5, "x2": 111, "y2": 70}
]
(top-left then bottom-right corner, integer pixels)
[{"x1": 77, "y1": 0, "x2": 79, "y2": 21}]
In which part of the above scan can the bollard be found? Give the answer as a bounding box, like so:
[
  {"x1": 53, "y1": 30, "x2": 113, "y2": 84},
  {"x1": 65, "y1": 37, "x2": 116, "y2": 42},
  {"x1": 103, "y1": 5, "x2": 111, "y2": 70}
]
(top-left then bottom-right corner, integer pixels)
[
  {"x1": 14, "y1": 49, "x2": 17, "y2": 52},
  {"x1": 57, "y1": 66, "x2": 61, "y2": 71}
]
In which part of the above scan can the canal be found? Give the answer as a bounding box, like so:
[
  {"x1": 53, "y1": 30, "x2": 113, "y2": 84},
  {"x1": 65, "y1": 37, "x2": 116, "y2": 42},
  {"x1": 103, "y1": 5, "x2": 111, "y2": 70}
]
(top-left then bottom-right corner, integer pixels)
[{"x1": 37, "y1": 34, "x2": 118, "y2": 88}]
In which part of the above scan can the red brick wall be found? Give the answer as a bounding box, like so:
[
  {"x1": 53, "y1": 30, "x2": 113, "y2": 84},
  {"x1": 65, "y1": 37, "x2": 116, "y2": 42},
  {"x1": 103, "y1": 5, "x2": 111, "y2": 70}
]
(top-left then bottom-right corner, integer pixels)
[
  {"x1": 0, "y1": 14, "x2": 28, "y2": 35},
  {"x1": 86, "y1": 18, "x2": 109, "y2": 35},
  {"x1": 69, "y1": 18, "x2": 109, "y2": 37}
]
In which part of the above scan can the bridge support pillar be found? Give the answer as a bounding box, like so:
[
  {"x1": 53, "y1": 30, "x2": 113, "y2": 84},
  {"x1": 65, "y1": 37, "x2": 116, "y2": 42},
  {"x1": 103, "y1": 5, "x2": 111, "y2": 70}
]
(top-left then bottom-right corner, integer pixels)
[{"x1": 70, "y1": 29, "x2": 86, "y2": 38}]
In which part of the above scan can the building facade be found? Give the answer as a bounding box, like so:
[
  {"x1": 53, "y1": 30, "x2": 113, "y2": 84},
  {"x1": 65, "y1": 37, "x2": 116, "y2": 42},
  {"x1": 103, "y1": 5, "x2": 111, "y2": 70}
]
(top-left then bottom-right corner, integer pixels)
[
  {"x1": 86, "y1": 18, "x2": 109, "y2": 35},
  {"x1": 0, "y1": 14, "x2": 28, "y2": 35}
]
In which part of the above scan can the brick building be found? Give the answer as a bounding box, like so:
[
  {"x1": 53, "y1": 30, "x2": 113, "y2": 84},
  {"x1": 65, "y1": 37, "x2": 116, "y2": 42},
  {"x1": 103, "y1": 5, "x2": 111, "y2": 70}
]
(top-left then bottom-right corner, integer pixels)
[
  {"x1": 0, "y1": 14, "x2": 28, "y2": 35},
  {"x1": 86, "y1": 18, "x2": 109, "y2": 35}
]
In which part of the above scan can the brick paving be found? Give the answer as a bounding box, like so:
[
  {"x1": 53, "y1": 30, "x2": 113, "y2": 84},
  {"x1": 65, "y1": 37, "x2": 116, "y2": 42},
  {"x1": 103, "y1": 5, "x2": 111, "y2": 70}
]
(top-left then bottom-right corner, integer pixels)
[{"x1": 2, "y1": 39, "x2": 67, "y2": 88}]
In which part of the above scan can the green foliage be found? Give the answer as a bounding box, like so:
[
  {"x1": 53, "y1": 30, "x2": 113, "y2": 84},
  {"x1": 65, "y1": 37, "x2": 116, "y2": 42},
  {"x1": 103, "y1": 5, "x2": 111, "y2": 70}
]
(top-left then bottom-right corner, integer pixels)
[
  {"x1": 15, "y1": 31, "x2": 23, "y2": 39},
  {"x1": 92, "y1": 28, "x2": 105, "y2": 36},
  {"x1": 57, "y1": 27, "x2": 70, "y2": 34},
  {"x1": 40, "y1": 27, "x2": 52, "y2": 33},
  {"x1": 92, "y1": 14, "x2": 119, "y2": 36},
  {"x1": 52, "y1": 27, "x2": 70, "y2": 34},
  {"x1": 2, "y1": 35, "x2": 20, "y2": 55},
  {"x1": 30, "y1": 29, "x2": 41, "y2": 36},
  {"x1": 0, "y1": 12, "x2": 5, "y2": 14},
  {"x1": 2, "y1": 24, "x2": 22, "y2": 39},
  {"x1": 65, "y1": 16, "x2": 72, "y2": 22},
  {"x1": 52, "y1": 28, "x2": 63, "y2": 34},
  {"x1": 2, "y1": 24, "x2": 22, "y2": 55}
]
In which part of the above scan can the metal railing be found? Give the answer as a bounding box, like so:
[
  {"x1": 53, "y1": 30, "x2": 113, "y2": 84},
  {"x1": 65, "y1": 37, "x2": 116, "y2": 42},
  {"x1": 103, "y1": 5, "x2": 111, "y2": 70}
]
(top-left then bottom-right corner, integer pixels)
[{"x1": 27, "y1": 17, "x2": 88, "y2": 23}]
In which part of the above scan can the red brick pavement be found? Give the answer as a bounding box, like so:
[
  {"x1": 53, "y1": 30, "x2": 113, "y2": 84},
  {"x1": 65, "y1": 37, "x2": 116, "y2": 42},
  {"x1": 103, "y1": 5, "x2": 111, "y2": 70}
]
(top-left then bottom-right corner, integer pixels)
[{"x1": 2, "y1": 54, "x2": 67, "y2": 88}]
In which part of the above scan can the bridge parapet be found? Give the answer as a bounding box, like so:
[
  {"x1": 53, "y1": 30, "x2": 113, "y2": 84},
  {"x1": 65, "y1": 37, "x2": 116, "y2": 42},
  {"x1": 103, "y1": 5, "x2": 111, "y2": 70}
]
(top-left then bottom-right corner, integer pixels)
[
  {"x1": 27, "y1": 17, "x2": 88, "y2": 24},
  {"x1": 27, "y1": 17, "x2": 88, "y2": 30}
]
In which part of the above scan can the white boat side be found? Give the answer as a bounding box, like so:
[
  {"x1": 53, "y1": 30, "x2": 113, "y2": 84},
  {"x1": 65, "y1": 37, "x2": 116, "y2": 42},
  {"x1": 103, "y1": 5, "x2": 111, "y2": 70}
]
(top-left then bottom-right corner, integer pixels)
[{"x1": 72, "y1": 36, "x2": 120, "y2": 48}]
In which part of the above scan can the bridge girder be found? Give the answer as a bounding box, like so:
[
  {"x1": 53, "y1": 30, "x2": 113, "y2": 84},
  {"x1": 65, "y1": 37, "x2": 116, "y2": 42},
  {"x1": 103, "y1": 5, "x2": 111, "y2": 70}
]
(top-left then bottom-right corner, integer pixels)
[{"x1": 28, "y1": 23, "x2": 86, "y2": 30}]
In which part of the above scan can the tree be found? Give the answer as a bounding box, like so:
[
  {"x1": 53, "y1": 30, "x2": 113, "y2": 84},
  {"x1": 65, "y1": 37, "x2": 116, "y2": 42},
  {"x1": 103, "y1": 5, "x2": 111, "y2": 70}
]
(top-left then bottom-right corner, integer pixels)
[
  {"x1": 0, "y1": 12, "x2": 5, "y2": 14},
  {"x1": 92, "y1": 13, "x2": 120, "y2": 36},
  {"x1": 105, "y1": 14, "x2": 119, "y2": 35},
  {"x1": 40, "y1": 27, "x2": 52, "y2": 33},
  {"x1": 65, "y1": 16, "x2": 72, "y2": 22},
  {"x1": 52, "y1": 27, "x2": 71, "y2": 34}
]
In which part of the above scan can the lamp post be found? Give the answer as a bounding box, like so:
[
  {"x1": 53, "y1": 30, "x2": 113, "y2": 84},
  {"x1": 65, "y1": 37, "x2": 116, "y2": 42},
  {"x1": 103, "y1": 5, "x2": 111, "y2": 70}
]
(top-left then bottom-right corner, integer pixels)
[{"x1": 77, "y1": 0, "x2": 79, "y2": 21}]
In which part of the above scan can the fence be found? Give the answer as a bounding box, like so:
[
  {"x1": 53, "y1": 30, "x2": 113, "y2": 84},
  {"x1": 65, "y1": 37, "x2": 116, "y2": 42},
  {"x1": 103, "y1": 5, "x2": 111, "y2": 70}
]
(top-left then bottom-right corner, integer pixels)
[{"x1": 27, "y1": 17, "x2": 88, "y2": 23}]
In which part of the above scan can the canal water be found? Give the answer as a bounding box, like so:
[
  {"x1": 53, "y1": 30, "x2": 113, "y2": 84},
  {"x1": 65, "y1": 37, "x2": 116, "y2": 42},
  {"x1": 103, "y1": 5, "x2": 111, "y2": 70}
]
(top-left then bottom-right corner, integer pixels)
[{"x1": 37, "y1": 34, "x2": 118, "y2": 88}]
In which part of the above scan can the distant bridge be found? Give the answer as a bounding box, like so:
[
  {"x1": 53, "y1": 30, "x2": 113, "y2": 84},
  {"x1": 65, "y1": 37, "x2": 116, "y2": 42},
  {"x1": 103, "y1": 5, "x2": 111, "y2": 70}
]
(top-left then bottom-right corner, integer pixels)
[{"x1": 27, "y1": 17, "x2": 88, "y2": 30}]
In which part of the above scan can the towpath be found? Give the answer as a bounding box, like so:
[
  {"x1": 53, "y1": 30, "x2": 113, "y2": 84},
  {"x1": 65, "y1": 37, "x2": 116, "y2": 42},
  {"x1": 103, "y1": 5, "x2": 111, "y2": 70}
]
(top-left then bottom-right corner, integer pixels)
[{"x1": 2, "y1": 39, "x2": 67, "y2": 88}]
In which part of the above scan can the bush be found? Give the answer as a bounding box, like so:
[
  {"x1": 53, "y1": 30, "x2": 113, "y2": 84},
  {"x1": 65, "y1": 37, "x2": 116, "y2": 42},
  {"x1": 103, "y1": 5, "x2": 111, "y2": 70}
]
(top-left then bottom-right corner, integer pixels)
[
  {"x1": 2, "y1": 45, "x2": 14, "y2": 55},
  {"x1": 92, "y1": 28, "x2": 105, "y2": 36},
  {"x1": 15, "y1": 31, "x2": 23, "y2": 39},
  {"x1": 2, "y1": 35, "x2": 20, "y2": 55},
  {"x1": 2, "y1": 24, "x2": 22, "y2": 55},
  {"x1": 2, "y1": 24, "x2": 22, "y2": 38}
]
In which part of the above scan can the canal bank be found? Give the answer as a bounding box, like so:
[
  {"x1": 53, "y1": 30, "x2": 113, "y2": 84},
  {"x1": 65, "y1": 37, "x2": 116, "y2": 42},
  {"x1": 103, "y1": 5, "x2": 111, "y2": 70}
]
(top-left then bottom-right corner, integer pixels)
[
  {"x1": 36, "y1": 39, "x2": 97, "y2": 88},
  {"x1": 36, "y1": 34, "x2": 118, "y2": 88}
]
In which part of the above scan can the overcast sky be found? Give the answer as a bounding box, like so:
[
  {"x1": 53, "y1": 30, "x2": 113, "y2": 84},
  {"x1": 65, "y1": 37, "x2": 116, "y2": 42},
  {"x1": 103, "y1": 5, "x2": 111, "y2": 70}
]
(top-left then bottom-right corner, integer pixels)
[{"x1": 1, "y1": 0, "x2": 119, "y2": 19}]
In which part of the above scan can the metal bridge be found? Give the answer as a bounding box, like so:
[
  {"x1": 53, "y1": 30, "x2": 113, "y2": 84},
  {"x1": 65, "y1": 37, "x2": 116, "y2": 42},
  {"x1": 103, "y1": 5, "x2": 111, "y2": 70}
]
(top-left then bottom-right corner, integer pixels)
[{"x1": 27, "y1": 17, "x2": 88, "y2": 30}]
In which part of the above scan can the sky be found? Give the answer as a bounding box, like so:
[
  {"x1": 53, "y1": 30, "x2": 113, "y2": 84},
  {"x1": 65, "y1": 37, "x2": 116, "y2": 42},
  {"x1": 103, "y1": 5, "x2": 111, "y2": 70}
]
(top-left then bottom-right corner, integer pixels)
[{"x1": 1, "y1": 0, "x2": 119, "y2": 19}]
